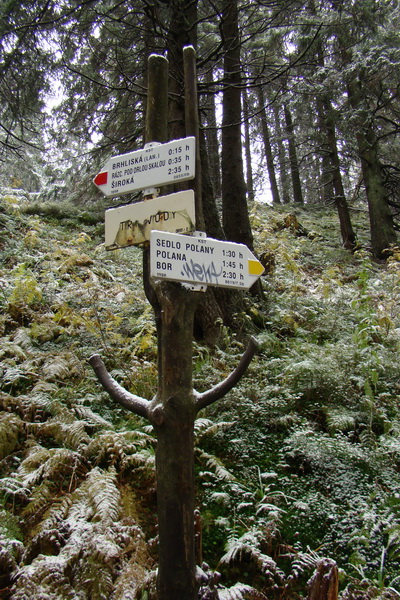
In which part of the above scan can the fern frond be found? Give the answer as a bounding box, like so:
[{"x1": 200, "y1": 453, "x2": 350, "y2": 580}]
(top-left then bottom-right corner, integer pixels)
[
  {"x1": 218, "y1": 582, "x2": 268, "y2": 599},
  {"x1": 34, "y1": 495, "x2": 73, "y2": 536},
  {"x1": 68, "y1": 533, "x2": 117, "y2": 600},
  {"x1": 73, "y1": 405, "x2": 112, "y2": 429},
  {"x1": 10, "y1": 554, "x2": 81, "y2": 600},
  {"x1": 68, "y1": 466, "x2": 120, "y2": 526},
  {"x1": 30, "y1": 419, "x2": 91, "y2": 450},
  {"x1": 210, "y1": 492, "x2": 231, "y2": 506},
  {"x1": 197, "y1": 450, "x2": 237, "y2": 483},
  {"x1": 13, "y1": 327, "x2": 33, "y2": 349},
  {"x1": 0, "y1": 340, "x2": 27, "y2": 361},
  {"x1": 220, "y1": 538, "x2": 276, "y2": 573},
  {"x1": 219, "y1": 530, "x2": 284, "y2": 586},
  {"x1": 132, "y1": 569, "x2": 158, "y2": 600},
  {"x1": 85, "y1": 429, "x2": 154, "y2": 469},
  {"x1": 16, "y1": 444, "x2": 51, "y2": 486},
  {"x1": 123, "y1": 448, "x2": 155, "y2": 475},
  {"x1": 17, "y1": 444, "x2": 85, "y2": 491},
  {"x1": 91, "y1": 470, "x2": 121, "y2": 524},
  {"x1": 21, "y1": 481, "x2": 53, "y2": 518},
  {"x1": 0, "y1": 412, "x2": 23, "y2": 460},
  {"x1": 0, "y1": 477, "x2": 30, "y2": 504},
  {"x1": 255, "y1": 502, "x2": 286, "y2": 516},
  {"x1": 22, "y1": 527, "x2": 67, "y2": 564},
  {"x1": 359, "y1": 427, "x2": 377, "y2": 448},
  {"x1": 285, "y1": 548, "x2": 320, "y2": 580},
  {"x1": 85, "y1": 430, "x2": 132, "y2": 467},
  {"x1": 194, "y1": 417, "x2": 234, "y2": 442},
  {"x1": 325, "y1": 408, "x2": 356, "y2": 433},
  {"x1": 41, "y1": 352, "x2": 84, "y2": 382},
  {"x1": 112, "y1": 536, "x2": 155, "y2": 600}
]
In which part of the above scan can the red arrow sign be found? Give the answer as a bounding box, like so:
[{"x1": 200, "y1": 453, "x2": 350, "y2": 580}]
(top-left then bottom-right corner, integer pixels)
[
  {"x1": 94, "y1": 171, "x2": 108, "y2": 186},
  {"x1": 93, "y1": 137, "x2": 195, "y2": 197}
]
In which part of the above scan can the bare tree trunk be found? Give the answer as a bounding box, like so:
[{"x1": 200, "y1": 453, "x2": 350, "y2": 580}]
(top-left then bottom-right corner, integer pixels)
[{"x1": 91, "y1": 49, "x2": 260, "y2": 600}]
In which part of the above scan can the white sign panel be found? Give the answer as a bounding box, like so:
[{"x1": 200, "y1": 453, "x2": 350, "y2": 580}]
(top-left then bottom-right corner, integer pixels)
[
  {"x1": 105, "y1": 190, "x2": 195, "y2": 250},
  {"x1": 150, "y1": 230, "x2": 265, "y2": 290},
  {"x1": 93, "y1": 137, "x2": 195, "y2": 197}
]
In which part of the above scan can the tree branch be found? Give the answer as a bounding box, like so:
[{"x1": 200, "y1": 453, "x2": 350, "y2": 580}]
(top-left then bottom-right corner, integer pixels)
[
  {"x1": 89, "y1": 354, "x2": 150, "y2": 420},
  {"x1": 194, "y1": 336, "x2": 259, "y2": 412}
]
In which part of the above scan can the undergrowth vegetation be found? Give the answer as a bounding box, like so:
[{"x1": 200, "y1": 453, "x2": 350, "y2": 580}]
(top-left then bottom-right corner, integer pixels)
[{"x1": 1, "y1": 189, "x2": 400, "y2": 599}]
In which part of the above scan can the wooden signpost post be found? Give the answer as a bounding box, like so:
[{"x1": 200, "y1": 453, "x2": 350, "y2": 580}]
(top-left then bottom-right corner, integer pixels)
[{"x1": 89, "y1": 49, "x2": 263, "y2": 600}]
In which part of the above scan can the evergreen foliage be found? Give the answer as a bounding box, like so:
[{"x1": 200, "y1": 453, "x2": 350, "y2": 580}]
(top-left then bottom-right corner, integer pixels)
[{"x1": 1, "y1": 189, "x2": 400, "y2": 598}]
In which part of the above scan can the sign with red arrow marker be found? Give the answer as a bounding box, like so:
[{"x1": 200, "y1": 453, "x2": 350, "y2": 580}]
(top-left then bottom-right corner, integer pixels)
[{"x1": 93, "y1": 137, "x2": 195, "y2": 197}]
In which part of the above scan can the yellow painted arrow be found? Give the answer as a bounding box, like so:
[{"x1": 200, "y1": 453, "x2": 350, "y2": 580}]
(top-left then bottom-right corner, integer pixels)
[{"x1": 248, "y1": 259, "x2": 265, "y2": 276}]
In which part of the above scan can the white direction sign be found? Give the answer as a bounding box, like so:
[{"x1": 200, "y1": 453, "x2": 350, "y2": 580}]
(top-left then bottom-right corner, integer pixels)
[
  {"x1": 93, "y1": 137, "x2": 195, "y2": 197},
  {"x1": 105, "y1": 190, "x2": 195, "y2": 250},
  {"x1": 150, "y1": 230, "x2": 265, "y2": 290}
]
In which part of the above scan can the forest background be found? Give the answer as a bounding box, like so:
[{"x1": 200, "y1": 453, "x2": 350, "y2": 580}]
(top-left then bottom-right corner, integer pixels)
[{"x1": 1, "y1": 1, "x2": 400, "y2": 599}]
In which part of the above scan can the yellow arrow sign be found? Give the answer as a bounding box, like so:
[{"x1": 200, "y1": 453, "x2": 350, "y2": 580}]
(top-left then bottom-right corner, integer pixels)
[{"x1": 248, "y1": 259, "x2": 265, "y2": 276}]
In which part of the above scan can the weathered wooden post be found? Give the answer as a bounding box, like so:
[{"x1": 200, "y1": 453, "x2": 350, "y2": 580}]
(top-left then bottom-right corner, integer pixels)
[
  {"x1": 90, "y1": 50, "x2": 261, "y2": 600},
  {"x1": 143, "y1": 52, "x2": 200, "y2": 599}
]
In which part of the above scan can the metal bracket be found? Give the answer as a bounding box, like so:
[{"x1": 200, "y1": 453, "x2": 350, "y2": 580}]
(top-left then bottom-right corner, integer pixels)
[{"x1": 142, "y1": 187, "x2": 159, "y2": 198}]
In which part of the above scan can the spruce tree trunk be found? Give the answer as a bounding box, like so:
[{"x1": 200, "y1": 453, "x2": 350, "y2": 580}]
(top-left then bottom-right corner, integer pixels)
[
  {"x1": 166, "y1": 0, "x2": 198, "y2": 143},
  {"x1": 347, "y1": 79, "x2": 396, "y2": 257},
  {"x1": 203, "y1": 69, "x2": 222, "y2": 199},
  {"x1": 242, "y1": 88, "x2": 255, "y2": 202},
  {"x1": 316, "y1": 98, "x2": 335, "y2": 204},
  {"x1": 312, "y1": 38, "x2": 356, "y2": 249},
  {"x1": 273, "y1": 103, "x2": 291, "y2": 204},
  {"x1": 325, "y1": 101, "x2": 356, "y2": 250},
  {"x1": 199, "y1": 127, "x2": 225, "y2": 240},
  {"x1": 315, "y1": 94, "x2": 356, "y2": 249},
  {"x1": 257, "y1": 86, "x2": 281, "y2": 205},
  {"x1": 221, "y1": 0, "x2": 254, "y2": 248},
  {"x1": 284, "y1": 103, "x2": 304, "y2": 204},
  {"x1": 360, "y1": 139, "x2": 397, "y2": 258}
]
